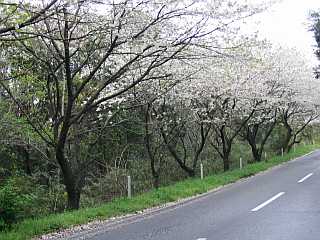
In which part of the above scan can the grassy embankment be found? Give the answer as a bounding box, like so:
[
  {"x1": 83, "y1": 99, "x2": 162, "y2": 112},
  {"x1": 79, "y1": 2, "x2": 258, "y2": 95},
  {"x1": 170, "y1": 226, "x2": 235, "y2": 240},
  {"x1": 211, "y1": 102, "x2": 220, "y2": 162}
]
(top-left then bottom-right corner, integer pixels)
[{"x1": 1, "y1": 144, "x2": 318, "y2": 240}]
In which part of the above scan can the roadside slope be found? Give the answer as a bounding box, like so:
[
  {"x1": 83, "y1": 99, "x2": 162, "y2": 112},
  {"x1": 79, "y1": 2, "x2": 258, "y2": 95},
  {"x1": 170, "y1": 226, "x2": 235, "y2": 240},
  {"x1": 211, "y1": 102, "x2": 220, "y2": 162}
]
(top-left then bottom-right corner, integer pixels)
[{"x1": 0, "y1": 144, "x2": 318, "y2": 240}]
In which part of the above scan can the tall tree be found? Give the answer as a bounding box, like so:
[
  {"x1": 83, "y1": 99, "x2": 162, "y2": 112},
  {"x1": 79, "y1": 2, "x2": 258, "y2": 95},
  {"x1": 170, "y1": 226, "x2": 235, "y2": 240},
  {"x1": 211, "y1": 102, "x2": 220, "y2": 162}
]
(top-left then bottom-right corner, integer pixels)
[
  {"x1": 310, "y1": 11, "x2": 320, "y2": 78},
  {"x1": 0, "y1": 0, "x2": 265, "y2": 209}
]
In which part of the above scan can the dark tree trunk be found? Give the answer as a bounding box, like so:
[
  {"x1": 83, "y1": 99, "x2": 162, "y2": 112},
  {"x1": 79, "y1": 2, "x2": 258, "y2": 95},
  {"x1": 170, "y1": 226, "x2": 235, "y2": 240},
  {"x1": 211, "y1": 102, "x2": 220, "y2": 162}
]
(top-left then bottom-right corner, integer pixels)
[
  {"x1": 161, "y1": 128, "x2": 196, "y2": 178},
  {"x1": 281, "y1": 109, "x2": 294, "y2": 153},
  {"x1": 283, "y1": 114, "x2": 315, "y2": 153},
  {"x1": 66, "y1": 187, "x2": 81, "y2": 210},
  {"x1": 145, "y1": 104, "x2": 162, "y2": 189},
  {"x1": 186, "y1": 168, "x2": 196, "y2": 177},
  {"x1": 56, "y1": 142, "x2": 82, "y2": 210},
  {"x1": 223, "y1": 156, "x2": 230, "y2": 171},
  {"x1": 287, "y1": 137, "x2": 297, "y2": 153},
  {"x1": 153, "y1": 174, "x2": 160, "y2": 189},
  {"x1": 222, "y1": 146, "x2": 232, "y2": 172},
  {"x1": 211, "y1": 127, "x2": 232, "y2": 172},
  {"x1": 246, "y1": 124, "x2": 261, "y2": 162},
  {"x1": 283, "y1": 126, "x2": 292, "y2": 153},
  {"x1": 244, "y1": 117, "x2": 276, "y2": 162},
  {"x1": 220, "y1": 127, "x2": 232, "y2": 172},
  {"x1": 251, "y1": 145, "x2": 262, "y2": 162}
]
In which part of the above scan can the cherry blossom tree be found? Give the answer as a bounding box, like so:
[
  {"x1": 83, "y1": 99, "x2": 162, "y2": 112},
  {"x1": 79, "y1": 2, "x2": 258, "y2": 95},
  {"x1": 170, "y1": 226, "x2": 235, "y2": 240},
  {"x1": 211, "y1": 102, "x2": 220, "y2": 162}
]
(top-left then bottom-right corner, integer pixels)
[
  {"x1": 268, "y1": 47, "x2": 320, "y2": 152},
  {"x1": 176, "y1": 41, "x2": 266, "y2": 171},
  {"x1": 0, "y1": 0, "x2": 268, "y2": 209}
]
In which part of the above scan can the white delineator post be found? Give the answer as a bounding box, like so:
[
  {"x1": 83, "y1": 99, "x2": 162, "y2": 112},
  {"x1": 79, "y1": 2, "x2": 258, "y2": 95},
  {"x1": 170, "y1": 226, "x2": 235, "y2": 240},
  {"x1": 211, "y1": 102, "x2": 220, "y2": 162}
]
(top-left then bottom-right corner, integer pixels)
[
  {"x1": 127, "y1": 176, "x2": 132, "y2": 199},
  {"x1": 281, "y1": 148, "x2": 284, "y2": 157},
  {"x1": 240, "y1": 157, "x2": 243, "y2": 169},
  {"x1": 264, "y1": 152, "x2": 267, "y2": 161},
  {"x1": 200, "y1": 163, "x2": 204, "y2": 180}
]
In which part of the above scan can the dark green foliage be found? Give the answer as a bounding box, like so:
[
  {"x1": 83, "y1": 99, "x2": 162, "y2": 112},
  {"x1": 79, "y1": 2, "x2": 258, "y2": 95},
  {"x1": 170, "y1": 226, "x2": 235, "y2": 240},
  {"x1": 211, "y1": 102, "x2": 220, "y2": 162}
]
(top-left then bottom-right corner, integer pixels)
[
  {"x1": 267, "y1": 124, "x2": 286, "y2": 152},
  {"x1": 0, "y1": 175, "x2": 61, "y2": 231},
  {"x1": 0, "y1": 178, "x2": 36, "y2": 230}
]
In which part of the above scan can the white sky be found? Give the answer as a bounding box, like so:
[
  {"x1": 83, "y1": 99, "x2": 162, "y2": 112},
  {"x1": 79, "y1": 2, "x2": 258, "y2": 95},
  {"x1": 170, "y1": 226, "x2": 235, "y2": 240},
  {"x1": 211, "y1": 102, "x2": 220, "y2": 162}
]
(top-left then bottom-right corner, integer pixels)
[{"x1": 248, "y1": 0, "x2": 320, "y2": 65}]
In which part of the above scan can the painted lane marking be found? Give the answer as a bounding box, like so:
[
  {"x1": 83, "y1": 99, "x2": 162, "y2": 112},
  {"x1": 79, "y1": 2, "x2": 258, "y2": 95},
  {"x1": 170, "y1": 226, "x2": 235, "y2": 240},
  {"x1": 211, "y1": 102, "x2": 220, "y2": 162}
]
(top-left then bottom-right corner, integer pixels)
[
  {"x1": 196, "y1": 238, "x2": 207, "y2": 240},
  {"x1": 251, "y1": 192, "x2": 285, "y2": 212},
  {"x1": 298, "y1": 173, "x2": 313, "y2": 183}
]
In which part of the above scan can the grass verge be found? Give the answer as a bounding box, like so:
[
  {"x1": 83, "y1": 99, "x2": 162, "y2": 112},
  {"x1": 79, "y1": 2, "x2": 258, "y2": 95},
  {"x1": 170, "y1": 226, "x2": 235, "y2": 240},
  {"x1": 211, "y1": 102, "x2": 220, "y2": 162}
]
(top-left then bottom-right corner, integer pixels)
[{"x1": 1, "y1": 144, "x2": 318, "y2": 240}]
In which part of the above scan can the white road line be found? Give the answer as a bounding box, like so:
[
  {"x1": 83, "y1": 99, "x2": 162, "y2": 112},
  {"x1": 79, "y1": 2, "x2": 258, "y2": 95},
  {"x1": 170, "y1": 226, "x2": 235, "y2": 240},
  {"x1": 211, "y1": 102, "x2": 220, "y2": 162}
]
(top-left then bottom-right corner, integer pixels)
[
  {"x1": 196, "y1": 238, "x2": 207, "y2": 240},
  {"x1": 251, "y1": 192, "x2": 285, "y2": 212},
  {"x1": 298, "y1": 173, "x2": 313, "y2": 183}
]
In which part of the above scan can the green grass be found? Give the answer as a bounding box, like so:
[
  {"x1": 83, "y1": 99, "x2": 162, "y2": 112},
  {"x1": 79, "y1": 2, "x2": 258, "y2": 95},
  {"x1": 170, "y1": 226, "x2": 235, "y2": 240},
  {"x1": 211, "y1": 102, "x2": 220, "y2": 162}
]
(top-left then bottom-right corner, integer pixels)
[{"x1": 1, "y1": 144, "x2": 318, "y2": 240}]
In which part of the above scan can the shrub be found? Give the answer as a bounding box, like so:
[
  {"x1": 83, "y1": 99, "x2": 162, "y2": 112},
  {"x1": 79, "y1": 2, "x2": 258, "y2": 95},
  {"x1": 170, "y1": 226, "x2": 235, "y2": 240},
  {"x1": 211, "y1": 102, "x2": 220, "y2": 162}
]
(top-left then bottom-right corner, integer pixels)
[{"x1": 0, "y1": 178, "x2": 36, "y2": 231}]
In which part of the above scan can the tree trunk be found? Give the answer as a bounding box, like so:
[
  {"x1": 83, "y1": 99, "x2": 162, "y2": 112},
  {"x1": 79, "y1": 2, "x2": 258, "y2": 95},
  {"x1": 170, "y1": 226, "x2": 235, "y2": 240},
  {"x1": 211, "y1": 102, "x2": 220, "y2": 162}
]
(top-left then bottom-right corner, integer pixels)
[
  {"x1": 153, "y1": 174, "x2": 160, "y2": 189},
  {"x1": 187, "y1": 169, "x2": 196, "y2": 177},
  {"x1": 282, "y1": 112, "x2": 293, "y2": 153},
  {"x1": 251, "y1": 144, "x2": 262, "y2": 162},
  {"x1": 283, "y1": 128, "x2": 292, "y2": 153},
  {"x1": 56, "y1": 145, "x2": 81, "y2": 210},
  {"x1": 252, "y1": 147, "x2": 259, "y2": 162},
  {"x1": 161, "y1": 130, "x2": 196, "y2": 177},
  {"x1": 66, "y1": 187, "x2": 81, "y2": 210},
  {"x1": 221, "y1": 134, "x2": 231, "y2": 172},
  {"x1": 287, "y1": 140, "x2": 295, "y2": 153},
  {"x1": 223, "y1": 156, "x2": 230, "y2": 172}
]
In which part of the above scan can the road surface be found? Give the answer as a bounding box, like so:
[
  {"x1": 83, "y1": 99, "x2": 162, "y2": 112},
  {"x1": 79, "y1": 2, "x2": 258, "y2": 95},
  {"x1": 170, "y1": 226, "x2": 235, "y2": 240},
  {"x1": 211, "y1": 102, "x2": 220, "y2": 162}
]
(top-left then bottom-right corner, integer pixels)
[{"x1": 64, "y1": 150, "x2": 320, "y2": 240}]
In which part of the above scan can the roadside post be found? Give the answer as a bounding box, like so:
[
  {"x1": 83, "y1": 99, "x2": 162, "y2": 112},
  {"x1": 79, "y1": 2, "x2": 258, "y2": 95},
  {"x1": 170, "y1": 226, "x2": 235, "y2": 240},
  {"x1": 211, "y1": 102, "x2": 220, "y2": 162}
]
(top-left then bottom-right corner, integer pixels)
[
  {"x1": 200, "y1": 163, "x2": 204, "y2": 180},
  {"x1": 127, "y1": 176, "x2": 132, "y2": 199},
  {"x1": 240, "y1": 157, "x2": 243, "y2": 169}
]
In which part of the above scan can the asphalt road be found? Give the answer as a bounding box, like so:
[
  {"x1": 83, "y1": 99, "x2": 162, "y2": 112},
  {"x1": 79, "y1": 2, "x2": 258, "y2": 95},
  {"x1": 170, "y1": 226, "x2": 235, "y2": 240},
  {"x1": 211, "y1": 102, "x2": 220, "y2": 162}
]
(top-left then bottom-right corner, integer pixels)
[{"x1": 66, "y1": 150, "x2": 320, "y2": 240}]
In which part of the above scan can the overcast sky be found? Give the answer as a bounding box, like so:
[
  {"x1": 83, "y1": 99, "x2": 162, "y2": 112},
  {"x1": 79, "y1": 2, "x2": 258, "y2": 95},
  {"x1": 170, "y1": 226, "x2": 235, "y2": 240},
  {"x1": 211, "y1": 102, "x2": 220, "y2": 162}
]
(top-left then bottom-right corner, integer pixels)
[{"x1": 249, "y1": 0, "x2": 320, "y2": 65}]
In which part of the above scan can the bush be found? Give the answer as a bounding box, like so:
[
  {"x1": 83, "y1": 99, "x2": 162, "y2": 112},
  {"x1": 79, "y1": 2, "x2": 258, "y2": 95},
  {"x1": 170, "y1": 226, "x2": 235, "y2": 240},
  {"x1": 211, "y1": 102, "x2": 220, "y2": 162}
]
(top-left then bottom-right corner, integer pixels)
[{"x1": 0, "y1": 178, "x2": 36, "y2": 231}]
